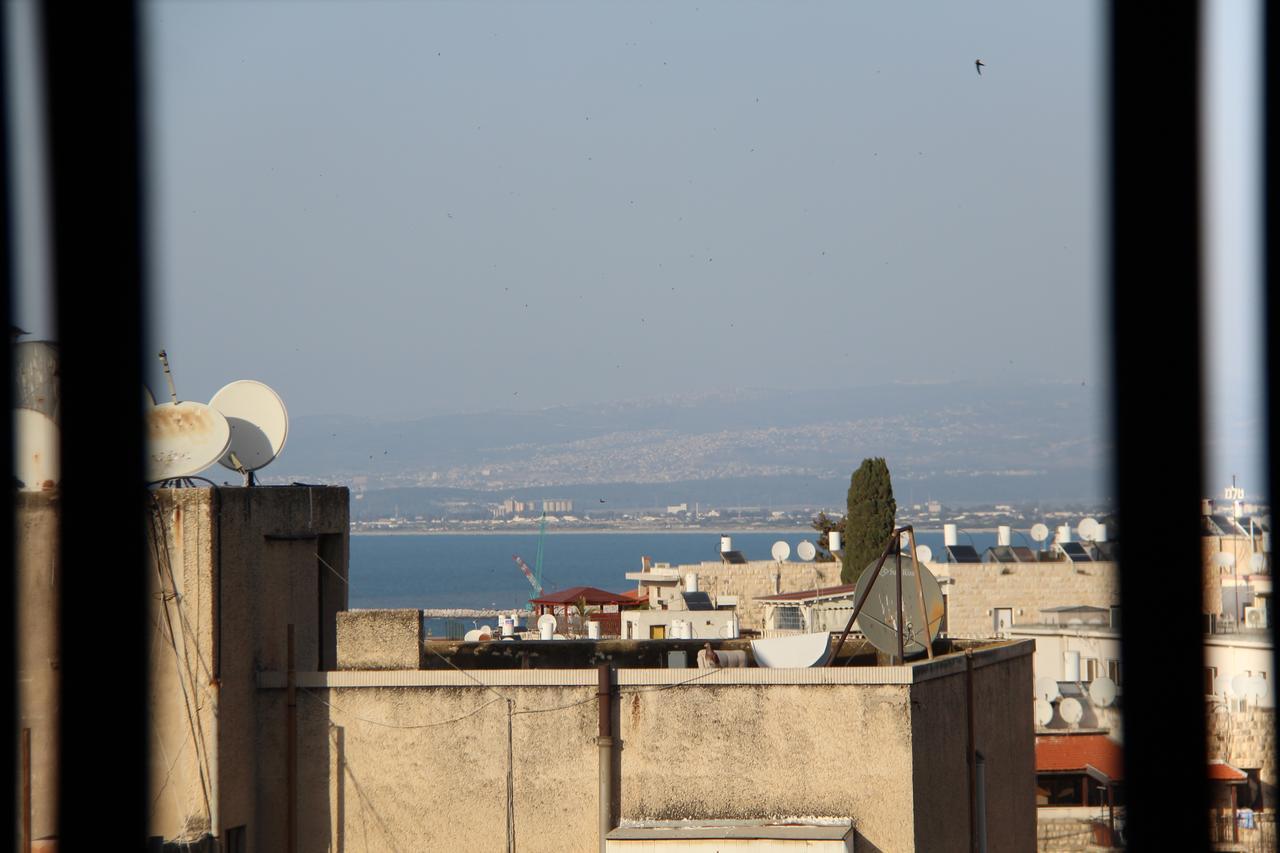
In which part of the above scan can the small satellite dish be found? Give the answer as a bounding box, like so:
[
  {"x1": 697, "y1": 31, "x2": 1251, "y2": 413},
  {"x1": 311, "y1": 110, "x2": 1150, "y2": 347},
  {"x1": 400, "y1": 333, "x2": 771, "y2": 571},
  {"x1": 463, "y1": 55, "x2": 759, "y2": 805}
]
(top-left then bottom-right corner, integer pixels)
[
  {"x1": 537, "y1": 614, "x2": 557, "y2": 632},
  {"x1": 1232, "y1": 673, "x2": 1252, "y2": 698},
  {"x1": 1030, "y1": 523, "x2": 1050, "y2": 543},
  {"x1": 1059, "y1": 697, "x2": 1083, "y2": 725},
  {"x1": 463, "y1": 629, "x2": 485, "y2": 642},
  {"x1": 851, "y1": 556, "x2": 945, "y2": 658},
  {"x1": 146, "y1": 402, "x2": 232, "y2": 481},
  {"x1": 771, "y1": 541, "x2": 791, "y2": 562},
  {"x1": 15, "y1": 409, "x2": 60, "y2": 492},
  {"x1": 1034, "y1": 698, "x2": 1054, "y2": 727},
  {"x1": 210, "y1": 380, "x2": 289, "y2": 478},
  {"x1": 750, "y1": 632, "x2": 834, "y2": 667},
  {"x1": 1035, "y1": 676, "x2": 1062, "y2": 703},
  {"x1": 1250, "y1": 553, "x2": 1267, "y2": 572},
  {"x1": 916, "y1": 544, "x2": 934, "y2": 563},
  {"x1": 1213, "y1": 670, "x2": 1232, "y2": 696},
  {"x1": 1246, "y1": 677, "x2": 1267, "y2": 700},
  {"x1": 1089, "y1": 676, "x2": 1117, "y2": 708},
  {"x1": 796, "y1": 541, "x2": 817, "y2": 562},
  {"x1": 1214, "y1": 552, "x2": 1237, "y2": 570},
  {"x1": 1078, "y1": 517, "x2": 1100, "y2": 541},
  {"x1": 479, "y1": 625, "x2": 493, "y2": 637}
]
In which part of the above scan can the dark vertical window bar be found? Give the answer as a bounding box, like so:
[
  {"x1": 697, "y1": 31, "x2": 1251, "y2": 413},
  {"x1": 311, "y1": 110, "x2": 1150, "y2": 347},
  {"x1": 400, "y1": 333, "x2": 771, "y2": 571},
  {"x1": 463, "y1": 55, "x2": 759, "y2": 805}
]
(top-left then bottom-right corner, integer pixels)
[
  {"x1": 39, "y1": 2, "x2": 149, "y2": 844},
  {"x1": 1110, "y1": 2, "x2": 1210, "y2": 849},
  {"x1": 1, "y1": 0, "x2": 18, "y2": 838},
  {"x1": 1265, "y1": 3, "x2": 1280, "y2": 828}
]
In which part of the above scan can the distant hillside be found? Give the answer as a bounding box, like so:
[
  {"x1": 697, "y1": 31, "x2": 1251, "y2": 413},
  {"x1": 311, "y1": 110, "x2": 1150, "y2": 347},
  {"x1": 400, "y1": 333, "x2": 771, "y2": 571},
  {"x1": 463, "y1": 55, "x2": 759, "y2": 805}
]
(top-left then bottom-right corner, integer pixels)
[{"x1": 263, "y1": 381, "x2": 1108, "y2": 505}]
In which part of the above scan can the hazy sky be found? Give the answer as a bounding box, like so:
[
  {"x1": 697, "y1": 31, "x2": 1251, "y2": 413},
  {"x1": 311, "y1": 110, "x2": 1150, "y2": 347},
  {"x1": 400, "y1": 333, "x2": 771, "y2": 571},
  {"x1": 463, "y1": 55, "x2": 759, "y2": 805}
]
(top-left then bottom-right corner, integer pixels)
[{"x1": 5, "y1": 1, "x2": 1265, "y2": 493}]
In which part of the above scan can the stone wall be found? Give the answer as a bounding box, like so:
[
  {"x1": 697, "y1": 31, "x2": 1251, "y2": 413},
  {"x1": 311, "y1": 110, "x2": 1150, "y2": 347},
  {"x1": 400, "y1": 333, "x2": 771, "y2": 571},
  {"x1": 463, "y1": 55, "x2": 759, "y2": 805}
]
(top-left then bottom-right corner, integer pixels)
[
  {"x1": 938, "y1": 561, "x2": 1120, "y2": 638},
  {"x1": 670, "y1": 559, "x2": 844, "y2": 629},
  {"x1": 1208, "y1": 706, "x2": 1277, "y2": 807},
  {"x1": 263, "y1": 642, "x2": 1034, "y2": 853}
]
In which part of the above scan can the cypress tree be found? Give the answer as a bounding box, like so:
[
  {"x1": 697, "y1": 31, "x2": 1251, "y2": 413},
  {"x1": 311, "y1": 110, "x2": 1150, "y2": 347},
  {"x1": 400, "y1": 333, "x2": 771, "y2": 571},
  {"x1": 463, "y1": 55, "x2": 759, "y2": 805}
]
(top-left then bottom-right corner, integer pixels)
[{"x1": 842, "y1": 458, "x2": 897, "y2": 585}]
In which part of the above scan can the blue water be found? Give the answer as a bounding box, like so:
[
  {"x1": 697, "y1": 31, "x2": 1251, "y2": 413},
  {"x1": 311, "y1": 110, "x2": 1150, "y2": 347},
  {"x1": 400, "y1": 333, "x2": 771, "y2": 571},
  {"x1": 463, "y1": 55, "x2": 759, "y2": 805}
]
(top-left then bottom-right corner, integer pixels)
[{"x1": 349, "y1": 530, "x2": 999, "y2": 611}]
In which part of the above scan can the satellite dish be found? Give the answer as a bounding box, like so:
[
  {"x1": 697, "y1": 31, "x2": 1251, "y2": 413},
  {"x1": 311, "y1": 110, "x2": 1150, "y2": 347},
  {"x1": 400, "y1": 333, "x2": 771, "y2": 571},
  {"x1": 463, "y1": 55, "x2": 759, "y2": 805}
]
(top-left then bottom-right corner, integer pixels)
[
  {"x1": 1089, "y1": 676, "x2": 1117, "y2": 708},
  {"x1": 1213, "y1": 670, "x2": 1232, "y2": 696},
  {"x1": 851, "y1": 555, "x2": 945, "y2": 658},
  {"x1": 796, "y1": 541, "x2": 817, "y2": 562},
  {"x1": 1059, "y1": 697, "x2": 1083, "y2": 725},
  {"x1": 915, "y1": 544, "x2": 934, "y2": 564},
  {"x1": 1030, "y1": 523, "x2": 1050, "y2": 543},
  {"x1": 1250, "y1": 554, "x2": 1267, "y2": 572},
  {"x1": 144, "y1": 385, "x2": 156, "y2": 409},
  {"x1": 1232, "y1": 673, "x2": 1252, "y2": 697},
  {"x1": 1246, "y1": 677, "x2": 1267, "y2": 700},
  {"x1": 1214, "y1": 552, "x2": 1237, "y2": 570},
  {"x1": 463, "y1": 629, "x2": 486, "y2": 642},
  {"x1": 146, "y1": 402, "x2": 232, "y2": 481},
  {"x1": 1078, "y1": 517, "x2": 1100, "y2": 541},
  {"x1": 537, "y1": 614, "x2": 557, "y2": 632},
  {"x1": 210, "y1": 380, "x2": 289, "y2": 476},
  {"x1": 14, "y1": 409, "x2": 60, "y2": 492},
  {"x1": 1035, "y1": 676, "x2": 1062, "y2": 703},
  {"x1": 771, "y1": 541, "x2": 791, "y2": 562},
  {"x1": 1034, "y1": 698, "x2": 1054, "y2": 727},
  {"x1": 750, "y1": 632, "x2": 834, "y2": 668}
]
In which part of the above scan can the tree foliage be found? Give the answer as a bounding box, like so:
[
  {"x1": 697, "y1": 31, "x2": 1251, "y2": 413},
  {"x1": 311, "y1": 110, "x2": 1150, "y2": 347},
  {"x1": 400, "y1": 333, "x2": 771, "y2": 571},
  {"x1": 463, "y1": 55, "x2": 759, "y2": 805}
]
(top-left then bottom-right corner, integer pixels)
[{"x1": 842, "y1": 458, "x2": 897, "y2": 585}]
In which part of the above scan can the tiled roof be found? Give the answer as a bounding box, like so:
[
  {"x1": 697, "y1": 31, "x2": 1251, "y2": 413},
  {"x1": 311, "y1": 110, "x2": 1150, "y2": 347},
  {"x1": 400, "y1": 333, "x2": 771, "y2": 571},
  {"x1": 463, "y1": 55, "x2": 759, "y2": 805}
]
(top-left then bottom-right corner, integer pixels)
[
  {"x1": 1207, "y1": 760, "x2": 1248, "y2": 783},
  {"x1": 755, "y1": 583, "x2": 857, "y2": 603},
  {"x1": 530, "y1": 586, "x2": 639, "y2": 606},
  {"x1": 1036, "y1": 734, "x2": 1125, "y2": 781}
]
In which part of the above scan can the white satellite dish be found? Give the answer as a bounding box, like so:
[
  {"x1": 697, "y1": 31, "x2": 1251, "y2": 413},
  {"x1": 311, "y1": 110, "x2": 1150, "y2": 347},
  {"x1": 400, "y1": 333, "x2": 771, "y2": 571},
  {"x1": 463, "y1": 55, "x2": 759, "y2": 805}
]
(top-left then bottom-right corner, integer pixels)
[
  {"x1": 1078, "y1": 517, "x2": 1100, "y2": 541},
  {"x1": 1250, "y1": 554, "x2": 1267, "y2": 572},
  {"x1": 1035, "y1": 676, "x2": 1061, "y2": 703},
  {"x1": 463, "y1": 629, "x2": 486, "y2": 642},
  {"x1": 146, "y1": 402, "x2": 232, "y2": 481},
  {"x1": 750, "y1": 632, "x2": 833, "y2": 668},
  {"x1": 144, "y1": 385, "x2": 156, "y2": 409},
  {"x1": 915, "y1": 544, "x2": 934, "y2": 564},
  {"x1": 1030, "y1": 523, "x2": 1050, "y2": 543},
  {"x1": 1231, "y1": 673, "x2": 1252, "y2": 698},
  {"x1": 1089, "y1": 676, "x2": 1117, "y2": 708},
  {"x1": 1034, "y1": 698, "x2": 1054, "y2": 727},
  {"x1": 479, "y1": 625, "x2": 493, "y2": 637},
  {"x1": 537, "y1": 614, "x2": 557, "y2": 632},
  {"x1": 210, "y1": 380, "x2": 289, "y2": 480},
  {"x1": 1213, "y1": 670, "x2": 1232, "y2": 696},
  {"x1": 15, "y1": 409, "x2": 60, "y2": 492},
  {"x1": 796, "y1": 541, "x2": 817, "y2": 562},
  {"x1": 1059, "y1": 697, "x2": 1083, "y2": 725},
  {"x1": 1214, "y1": 552, "x2": 1237, "y2": 570},
  {"x1": 771, "y1": 541, "x2": 791, "y2": 562},
  {"x1": 1246, "y1": 677, "x2": 1267, "y2": 700}
]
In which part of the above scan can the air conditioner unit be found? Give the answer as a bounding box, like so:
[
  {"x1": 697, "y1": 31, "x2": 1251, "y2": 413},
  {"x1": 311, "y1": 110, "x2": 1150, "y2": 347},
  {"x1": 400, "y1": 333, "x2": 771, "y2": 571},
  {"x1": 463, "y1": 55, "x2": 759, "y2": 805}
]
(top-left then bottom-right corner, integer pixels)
[{"x1": 1244, "y1": 606, "x2": 1267, "y2": 630}]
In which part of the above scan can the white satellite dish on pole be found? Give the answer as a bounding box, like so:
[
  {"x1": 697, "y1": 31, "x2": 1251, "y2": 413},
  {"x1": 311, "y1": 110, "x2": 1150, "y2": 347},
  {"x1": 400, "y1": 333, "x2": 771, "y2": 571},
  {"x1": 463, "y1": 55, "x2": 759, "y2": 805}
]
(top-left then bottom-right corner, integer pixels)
[
  {"x1": 1250, "y1": 553, "x2": 1267, "y2": 572},
  {"x1": 1030, "y1": 523, "x2": 1050, "y2": 543},
  {"x1": 1078, "y1": 517, "x2": 1100, "y2": 541},
  {"x1": 796, "y1": 541, "x2": 817, "y2": 562},
  {"x1": 210, "y1": 380, "x2": 289, "y2": 484},
  {"x1": 1034, "y1": 698, "x2": 1054, "y2": 727},
  {"x1": 146, "y1": 402, "x2": 232, "y2": 482},
  {"x1": 915, "y1": 544, "x2": 934, "y2": 563},
  {"x1": 1035, "y1": 676, "x2": 1061, "y2": 703},
  {"x1": 14, "y1": 409, "x2": 60, "y2": 492},
  {"x1": 1214, "y1": 552, "x2": 1236, "y2": 570},
  {"x1": 1232, "y1": 673, "x2": 1252, "y2": 698},
  {"x1": 771, "y1": 541, "x2": 791, "y2": 562},
  {"x1": 1089, "y1": 676, "x2": 1118, "y2": 708},
  {"x1": 1059, "y1": 697, "x2": 1083, "y2": 726}
]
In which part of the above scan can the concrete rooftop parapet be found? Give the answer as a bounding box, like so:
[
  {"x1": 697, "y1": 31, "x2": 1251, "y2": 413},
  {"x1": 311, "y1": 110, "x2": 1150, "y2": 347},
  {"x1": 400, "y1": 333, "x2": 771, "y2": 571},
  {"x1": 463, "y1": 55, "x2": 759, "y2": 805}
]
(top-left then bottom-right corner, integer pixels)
[
  {"x1": 260, "y1": 639, "x2": 1033, "y2": 688},
  {"x1": 336, "y1": 609, "x2": 423, "y2": 670}
]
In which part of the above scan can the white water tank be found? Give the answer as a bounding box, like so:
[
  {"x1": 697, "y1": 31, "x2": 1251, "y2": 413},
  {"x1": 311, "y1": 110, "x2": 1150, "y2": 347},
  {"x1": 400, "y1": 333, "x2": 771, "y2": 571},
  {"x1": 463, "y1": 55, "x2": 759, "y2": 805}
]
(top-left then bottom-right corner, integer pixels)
[
  {"x1": 587, "y1": 621, "x2": 601, "y2": 640},
  {"x1": 539, "y1": 620, "x2": 554, "y2": 640},
  {"x1": 944, "y1": 524, "x2": 958, "y2": 547},
  {"x1": 1095, "y1": 524, "x2": 1108, "y2": 542},
  {"x1": 720, "y1": 535, "x2": 733, "y2": 553},
  {"x1": 685, "y1": 573, "x2": 699, "y2": 593},
  {"x1": 828, "y1": 531, "x2": 841, "y2": 553},
  {"x1": 1057, "y1": 525, "x2": 1072, "y2": 544},
  {"x1": 997, "y1": 525, "x2": 1011, "y2": 547},
  {"x1": 1063, "y1": 650, "x2": 1081, "y2": 682}
]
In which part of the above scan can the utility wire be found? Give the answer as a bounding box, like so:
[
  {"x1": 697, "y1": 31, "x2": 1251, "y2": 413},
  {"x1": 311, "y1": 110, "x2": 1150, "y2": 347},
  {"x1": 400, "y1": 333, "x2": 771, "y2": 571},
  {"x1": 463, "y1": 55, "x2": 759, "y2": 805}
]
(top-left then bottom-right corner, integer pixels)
[{"x1": 301, "y1": 690, "x2": 503, "y2": 729}]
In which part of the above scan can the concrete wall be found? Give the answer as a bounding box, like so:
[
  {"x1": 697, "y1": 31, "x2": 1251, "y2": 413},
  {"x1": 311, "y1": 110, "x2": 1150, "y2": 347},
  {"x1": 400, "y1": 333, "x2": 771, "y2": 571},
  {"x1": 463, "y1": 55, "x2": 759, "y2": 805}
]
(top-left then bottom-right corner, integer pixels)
[
  {"x1": 936, "y1": 561, "x2": 1119, "y2": 638},
  {"x1": 145, "y1": 486, "x2": 349, "y2": 849},
  {"x1": 668, "y1": 560, "x2": 844, "y2": 630},
  {"x1": 1207, "y1": 707, "x2": 1277, "y2": 808},
  {"x1": 15, "y1": 492, "x2": 61, "y2": 844},
  {"x1": 261, "y1": 642, "x2": 1034, "y2": 853}
]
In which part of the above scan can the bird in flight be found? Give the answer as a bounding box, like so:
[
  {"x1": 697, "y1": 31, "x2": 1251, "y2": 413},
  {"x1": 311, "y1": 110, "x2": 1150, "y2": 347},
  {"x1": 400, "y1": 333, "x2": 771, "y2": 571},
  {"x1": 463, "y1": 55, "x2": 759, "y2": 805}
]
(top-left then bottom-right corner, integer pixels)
[
  {"x1": 599, "y1": 498, "x2": 607, "y2": 503},
  {"x1": 975, "y1": 59, "x2": 985, "y2": 76}
]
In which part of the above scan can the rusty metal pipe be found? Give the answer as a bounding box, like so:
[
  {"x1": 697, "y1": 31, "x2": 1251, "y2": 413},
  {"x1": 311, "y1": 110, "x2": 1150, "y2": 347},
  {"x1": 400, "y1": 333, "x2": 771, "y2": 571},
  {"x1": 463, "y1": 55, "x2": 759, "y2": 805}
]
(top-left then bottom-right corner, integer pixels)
[{"x1": 597, "y1": 665, "x2": 614, "y2": 853}]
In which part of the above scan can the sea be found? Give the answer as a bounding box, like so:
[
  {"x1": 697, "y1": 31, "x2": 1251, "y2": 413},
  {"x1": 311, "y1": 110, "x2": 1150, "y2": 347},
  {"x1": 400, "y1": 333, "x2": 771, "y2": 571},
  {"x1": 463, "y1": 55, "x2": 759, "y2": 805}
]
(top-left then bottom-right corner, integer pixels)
[{"x1": 350, "y1": 530, "x2": 1000, "y2": 633}]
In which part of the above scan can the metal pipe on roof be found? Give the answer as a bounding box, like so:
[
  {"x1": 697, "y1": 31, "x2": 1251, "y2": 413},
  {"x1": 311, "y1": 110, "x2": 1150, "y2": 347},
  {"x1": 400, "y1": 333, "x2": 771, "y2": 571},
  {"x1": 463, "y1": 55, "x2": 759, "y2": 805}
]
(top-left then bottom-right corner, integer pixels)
[{"x1": 597, "y1": 665, "x2": 615, "y2": 853}]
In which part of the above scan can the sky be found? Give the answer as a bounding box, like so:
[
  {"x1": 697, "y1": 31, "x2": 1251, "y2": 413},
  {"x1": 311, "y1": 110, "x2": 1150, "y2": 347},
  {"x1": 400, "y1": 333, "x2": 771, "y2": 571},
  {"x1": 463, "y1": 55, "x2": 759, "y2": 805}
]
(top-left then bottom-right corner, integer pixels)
[{"x1": 4, "y1": 0, "x2": 1265, "y2": 495}]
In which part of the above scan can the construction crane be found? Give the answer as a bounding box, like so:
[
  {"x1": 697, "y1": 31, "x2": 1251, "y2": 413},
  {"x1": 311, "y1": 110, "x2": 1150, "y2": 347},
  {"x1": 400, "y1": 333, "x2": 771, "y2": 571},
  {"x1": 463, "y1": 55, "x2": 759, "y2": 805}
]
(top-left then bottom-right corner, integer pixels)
[{"x1": 511, "y1": 513, "x2": 548, "y2": 610}]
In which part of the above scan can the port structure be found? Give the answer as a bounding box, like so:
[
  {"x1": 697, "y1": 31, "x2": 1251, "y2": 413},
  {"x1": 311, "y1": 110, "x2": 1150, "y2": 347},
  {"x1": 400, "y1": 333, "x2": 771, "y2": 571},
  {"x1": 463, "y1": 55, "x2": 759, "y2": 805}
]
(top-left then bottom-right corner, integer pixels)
[{"x1": 511, "y1": 513, "x2": 548, "y2": 609}]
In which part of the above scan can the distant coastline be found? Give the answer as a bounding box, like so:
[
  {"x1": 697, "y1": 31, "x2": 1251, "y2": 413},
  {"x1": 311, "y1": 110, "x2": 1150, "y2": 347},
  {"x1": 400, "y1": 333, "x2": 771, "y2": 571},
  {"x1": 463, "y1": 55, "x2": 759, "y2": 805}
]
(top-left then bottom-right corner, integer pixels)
[{"x1": 349, "y1": 525, "x2": 979, "y2": 537}]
